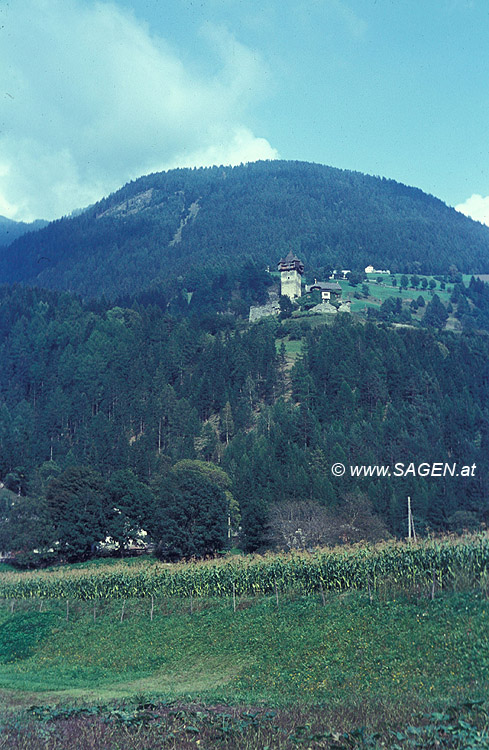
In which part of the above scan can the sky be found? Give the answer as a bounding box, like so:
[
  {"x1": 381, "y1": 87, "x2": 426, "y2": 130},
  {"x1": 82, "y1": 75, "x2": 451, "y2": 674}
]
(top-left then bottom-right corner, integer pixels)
[{"x1": 0, "y1": 0, "x2": 488, "y2": 225}]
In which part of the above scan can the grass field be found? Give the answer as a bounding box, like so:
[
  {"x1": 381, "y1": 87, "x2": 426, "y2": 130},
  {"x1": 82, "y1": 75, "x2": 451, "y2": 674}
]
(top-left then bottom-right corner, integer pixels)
[
  {"x1": 1, "y1": 589, "x2": 488, "y2": 702},
  {"x1": 340, "y1": 274, "x2": 454, "y2": 314},
  {"x1": 284, "y1": 272, "x2": 465, "y2": 317},
  {"x1": 0, "y1": 591, "x2": 488, "y2": 747},
  {"x1": 276, "y1": 337, "x2": 303, "y2": 357}
]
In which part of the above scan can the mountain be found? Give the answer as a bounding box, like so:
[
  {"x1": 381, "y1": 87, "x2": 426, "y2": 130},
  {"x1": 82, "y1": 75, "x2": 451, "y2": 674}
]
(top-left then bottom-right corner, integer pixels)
[
  {"x1": 0, "y1": 215, "x2": 48, "y2": 247},
  {"x1": 1, "y1": 161, "x2": 489, "y2": 301},
  {"x1": 1, "y1": 161, "x2": 489, "y2": 560}
]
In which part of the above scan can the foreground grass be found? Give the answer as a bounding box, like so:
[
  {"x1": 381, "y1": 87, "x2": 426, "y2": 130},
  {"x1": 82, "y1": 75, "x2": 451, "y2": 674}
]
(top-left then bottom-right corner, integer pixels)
[
  {"x1": 0, "y1": 591, "x2": 487, "y2": 705},
  {"x1": 0, "y1": 590, "x2": 488, "y2": 747}
]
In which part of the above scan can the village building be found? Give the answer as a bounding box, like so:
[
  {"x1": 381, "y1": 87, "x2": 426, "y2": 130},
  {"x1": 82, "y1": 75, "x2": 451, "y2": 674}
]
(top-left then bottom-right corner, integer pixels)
[
  {"x1": 365, "y1": 265, "x2": 390, "y2": 274},
  {"x1": 306, "y1": 280, "x2": 342, "y2": 302},
  {"x1": 329, "y1": 269, "x2": 351, "y2": 280}
]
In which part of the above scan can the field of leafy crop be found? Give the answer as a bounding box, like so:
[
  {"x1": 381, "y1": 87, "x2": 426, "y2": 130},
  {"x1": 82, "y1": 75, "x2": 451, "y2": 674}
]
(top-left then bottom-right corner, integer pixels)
[
  {"x1": 1, "y1": 535, "x2": 488, "y2": 602},
  {"x1": 1, "y1": 698, "x2": 488, "y2": 749}
]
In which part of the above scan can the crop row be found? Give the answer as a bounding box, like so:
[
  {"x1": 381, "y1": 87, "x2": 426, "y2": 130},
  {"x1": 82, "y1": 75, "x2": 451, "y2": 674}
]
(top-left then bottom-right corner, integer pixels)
[{"x1": 1, "y1": 535, "x2": 488, "y2": 601}]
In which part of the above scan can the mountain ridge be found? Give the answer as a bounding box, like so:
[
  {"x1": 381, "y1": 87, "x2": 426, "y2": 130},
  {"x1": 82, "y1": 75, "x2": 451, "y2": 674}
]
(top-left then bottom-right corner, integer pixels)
[
  {"x1": 1, "y1": 160, "x2": 488, "y2": 300},
  {"x1": 0, "y1": 215, "x2": 48, "y2": 247}
]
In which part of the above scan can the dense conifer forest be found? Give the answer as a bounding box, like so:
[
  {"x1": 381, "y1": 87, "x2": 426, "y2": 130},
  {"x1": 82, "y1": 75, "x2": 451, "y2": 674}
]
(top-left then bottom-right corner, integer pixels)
[
  {"x1": 1, "y1": 160, "x2": 489, "y2": 564},
  {"x1": 1, "y1": 161, "x2": 489, "y2": 302},
  {"x1": 0, "y1": 216, "x2": 47, "y2": 247},
  {"x1": 0, "y1": 279, "x2": 488, "y2": 564}
]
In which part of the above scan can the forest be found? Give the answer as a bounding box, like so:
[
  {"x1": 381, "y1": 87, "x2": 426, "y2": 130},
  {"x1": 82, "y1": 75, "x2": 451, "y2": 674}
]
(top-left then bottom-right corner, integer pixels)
[
  {"x1": 0, "y1": 216, "x2": 47, "y2": 248},
  {"x1": 0, "y1": 278, "x2": 488, "y2": 565},
  {"x1": 1, "y1": 161, "x2": 489, "y2": 303}
]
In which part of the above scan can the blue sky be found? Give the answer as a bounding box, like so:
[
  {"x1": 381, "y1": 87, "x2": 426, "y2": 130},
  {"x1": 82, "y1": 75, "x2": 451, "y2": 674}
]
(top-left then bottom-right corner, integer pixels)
[{"x1": 1, "y1": 0, "x2": 488, "y2": 224}]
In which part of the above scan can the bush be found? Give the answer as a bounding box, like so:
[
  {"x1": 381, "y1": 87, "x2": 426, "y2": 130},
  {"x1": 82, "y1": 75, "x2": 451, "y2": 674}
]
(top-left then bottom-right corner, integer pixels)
[{"x1": 448, "y1": 511, "x2": 482, "y2": 535}]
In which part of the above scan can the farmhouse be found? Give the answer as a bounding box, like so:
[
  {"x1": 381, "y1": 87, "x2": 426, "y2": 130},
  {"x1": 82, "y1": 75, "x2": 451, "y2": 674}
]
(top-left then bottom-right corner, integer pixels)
[{"x1": 306, "y1": 280, "x2": 342, "y2": 302}]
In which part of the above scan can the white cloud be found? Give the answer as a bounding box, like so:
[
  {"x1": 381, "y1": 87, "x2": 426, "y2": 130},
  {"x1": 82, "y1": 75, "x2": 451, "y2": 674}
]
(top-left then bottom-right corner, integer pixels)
[
  {"x1": 0, "y1": 0, "x2": 277, "y2": 221},
  {"x1": 166, "y1": 126, "x2": 279, "y2": 170},
  {"x1": 455, "y1": 195, "x2": 489, "y2": 227}
]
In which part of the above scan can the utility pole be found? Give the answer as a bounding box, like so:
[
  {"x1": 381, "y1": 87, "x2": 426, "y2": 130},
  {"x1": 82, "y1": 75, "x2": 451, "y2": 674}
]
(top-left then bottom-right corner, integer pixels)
[
  {"x1": 407, "y1": 496, "x2": 417, "y2": 542},
  {"x1": 408, "y1": 496, "x2": 412, "y2": 540}
]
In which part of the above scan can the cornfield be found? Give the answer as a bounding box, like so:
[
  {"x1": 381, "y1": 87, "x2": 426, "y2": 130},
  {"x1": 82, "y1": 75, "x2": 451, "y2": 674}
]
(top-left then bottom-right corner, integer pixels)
[{"x1": 1, "y1": 534, "x2": 488, "y2": 602}]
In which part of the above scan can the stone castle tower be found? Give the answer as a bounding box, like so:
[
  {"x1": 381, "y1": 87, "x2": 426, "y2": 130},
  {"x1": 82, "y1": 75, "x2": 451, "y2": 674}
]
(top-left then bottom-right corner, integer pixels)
[{"x1": 278, "y1": 251, "x2": 304, "y2": 300}]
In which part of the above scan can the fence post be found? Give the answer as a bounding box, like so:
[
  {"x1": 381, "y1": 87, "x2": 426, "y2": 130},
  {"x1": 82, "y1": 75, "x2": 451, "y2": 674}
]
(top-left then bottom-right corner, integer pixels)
[{"x1": 319, "y1": 581, "x2": 326, "y2": 607}]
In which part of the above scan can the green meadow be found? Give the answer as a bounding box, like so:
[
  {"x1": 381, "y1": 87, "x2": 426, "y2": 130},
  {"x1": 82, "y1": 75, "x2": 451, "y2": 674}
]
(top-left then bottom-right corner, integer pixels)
[
  {"x1": 340, "y1": 274, "x2": 455, "y2": 313},
  {"x1": 1, "y1": 590, "x2": 488, "y2": 704},
  {"x1": 0, "y1": 584, "x2": 488, "y2": 747}
]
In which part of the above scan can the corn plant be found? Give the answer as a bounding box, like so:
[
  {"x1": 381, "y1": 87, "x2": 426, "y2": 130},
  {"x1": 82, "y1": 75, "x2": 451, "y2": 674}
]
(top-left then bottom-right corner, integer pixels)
[{"x1": 0, "y1": 534, "x2": 488, "y2": 602}]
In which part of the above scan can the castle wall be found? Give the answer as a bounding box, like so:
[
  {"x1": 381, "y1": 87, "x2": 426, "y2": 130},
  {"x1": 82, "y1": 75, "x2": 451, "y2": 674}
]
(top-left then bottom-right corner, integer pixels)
[{"x1": 249, "y1": 302, "x2": 280, "y2": 322}]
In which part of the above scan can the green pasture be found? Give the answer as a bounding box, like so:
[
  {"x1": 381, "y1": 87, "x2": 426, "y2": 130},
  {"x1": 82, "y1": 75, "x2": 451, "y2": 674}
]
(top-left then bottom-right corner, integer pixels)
[
  {"x1": 342, "y1": 275, "x2": 453, "y2": 308},
  {"x1": 276, "y1": 338, "x2": 303, "y2": 357},
  {"x1": 0, "y1": 590, "x2": 487, "y2": 711}
]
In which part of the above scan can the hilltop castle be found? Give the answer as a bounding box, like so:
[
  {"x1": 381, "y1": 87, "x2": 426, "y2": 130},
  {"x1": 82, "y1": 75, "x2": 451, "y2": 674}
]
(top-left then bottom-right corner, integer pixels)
[{"x1": 249, "y1": 253, "x2": 350, "y2": 322}]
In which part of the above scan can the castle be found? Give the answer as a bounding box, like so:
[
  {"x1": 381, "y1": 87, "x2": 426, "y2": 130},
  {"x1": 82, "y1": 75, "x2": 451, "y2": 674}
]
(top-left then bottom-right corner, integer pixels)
[
  {"x1": 277, "y1": 251, "x2": 304, "y2": 299},
  {"x1": 249, "y1": 253, "x2": 350, "y2": 322},
  {"x1": 277, "y1": 251, "x2": 342, "y2": 303}
]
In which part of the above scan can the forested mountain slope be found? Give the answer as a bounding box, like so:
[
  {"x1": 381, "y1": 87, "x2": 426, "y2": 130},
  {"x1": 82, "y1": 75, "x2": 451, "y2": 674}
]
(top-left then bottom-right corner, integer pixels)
[
  {"x1": 0, "y1": 216, "x2": 48, "y2": 247},
  {"x1": 1, "y1": 161, "x2": 488, "y2": 301},
  {"x1": 0, "y1": 285, "x2": 487, "y2": 560}
]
